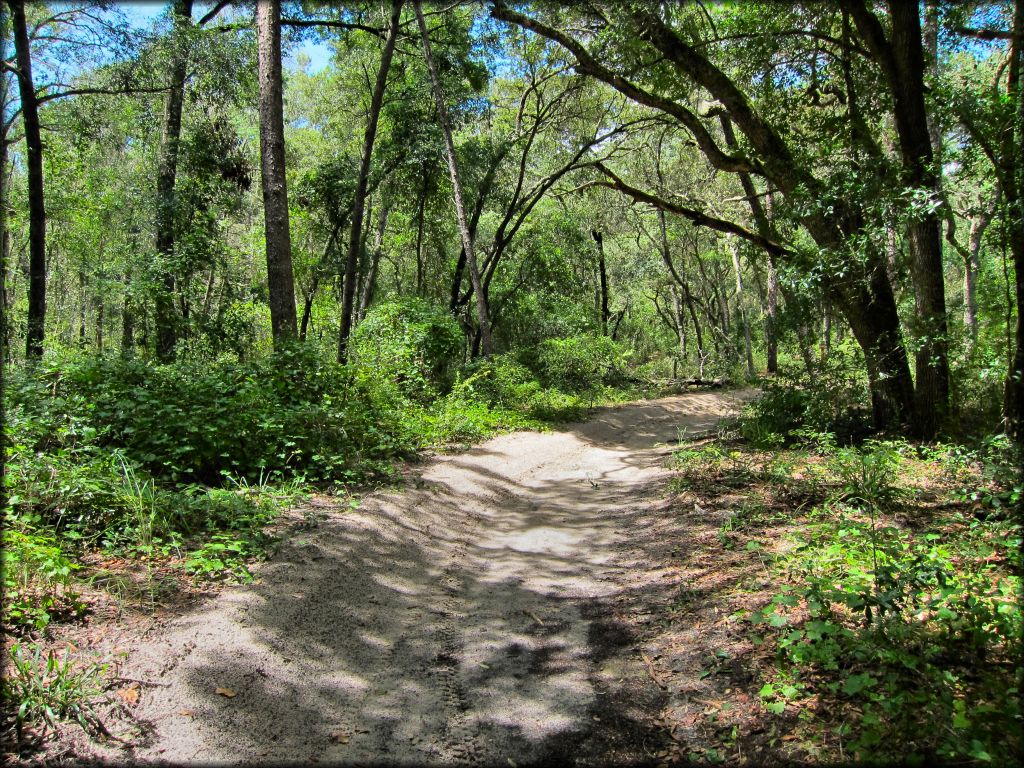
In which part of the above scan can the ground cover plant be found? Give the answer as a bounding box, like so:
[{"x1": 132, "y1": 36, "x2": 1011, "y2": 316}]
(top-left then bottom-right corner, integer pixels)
[{"x1": 642, "y1": 389, "x2": 1023, "y2": 766}]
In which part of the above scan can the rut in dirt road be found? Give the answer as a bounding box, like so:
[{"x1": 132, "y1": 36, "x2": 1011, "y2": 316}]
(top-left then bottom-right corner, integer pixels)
[{"x1": 99, "y1": 392, "x2": 748, "y2": 766}]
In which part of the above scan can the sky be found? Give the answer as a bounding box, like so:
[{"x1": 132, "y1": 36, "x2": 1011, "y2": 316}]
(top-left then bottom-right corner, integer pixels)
[{"x1": 120, "y1": 1, "x2": 334, "y2": 73}]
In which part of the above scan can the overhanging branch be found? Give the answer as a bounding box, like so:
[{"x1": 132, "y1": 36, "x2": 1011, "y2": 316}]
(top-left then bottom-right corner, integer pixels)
[{"x1": 592, "y1": 162, "x2": 794, "y2": 258}]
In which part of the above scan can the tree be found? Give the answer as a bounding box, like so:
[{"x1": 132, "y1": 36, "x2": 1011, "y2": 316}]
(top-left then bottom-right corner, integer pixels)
[
  {"x1": 414, "y1": 0, "x2": 493, "y2": 356},
  {"x1": 492, "y1": 2, "x2": 924, "y2": 432},
  {"x1": 8, "y1": 0, "x2": 46, "y2": 359},
  {"x1": 256, "y1": 0, "x2": 298, "y2": 346},
  {"x1": 338, "y1": 0, "x2": 403, "y2": 363},
  {"x1": 153, "y1": 0, "x2": 193, "y2": 359}
]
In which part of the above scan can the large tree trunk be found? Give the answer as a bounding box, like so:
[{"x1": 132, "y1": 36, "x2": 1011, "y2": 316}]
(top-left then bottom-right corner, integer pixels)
[
  {"x1": 338, "y1": 0, "x2": 402, "y2": 362},
  {"x1": 257, "y1": 0, "x2": 298, "y2": 348},
  {"x1": 1003, "y1": 0, "x2": 1024, "y2": 441},
  {"x1": 153, "y1": 0, "x2": 193, "y2": 360},
  {"x1": 9, "y1": 0, "x2": 46, "y2": 360},
  {"x1": 0, "y1": 39, "x2": 9, "y2": 368},
  {"x1": 847, "y1": 0, "x2": 951, "y2": 437},
  {"x1": 415, "y1": 0, "x2": 492, "y2": 356}
]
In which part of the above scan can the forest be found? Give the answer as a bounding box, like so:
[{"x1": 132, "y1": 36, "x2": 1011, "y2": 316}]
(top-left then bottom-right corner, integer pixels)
[{"x1": 1, "y1": 1, "x2": 1021, "y2": 765}]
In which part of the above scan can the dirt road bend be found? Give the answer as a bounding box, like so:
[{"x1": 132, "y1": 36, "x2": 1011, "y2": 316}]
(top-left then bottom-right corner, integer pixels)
[{"x1": 97, "y1": 391, "x2": 749, "y2": 765}]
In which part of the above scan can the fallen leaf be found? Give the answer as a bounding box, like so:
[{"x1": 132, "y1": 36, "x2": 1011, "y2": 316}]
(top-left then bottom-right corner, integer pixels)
[
  {"x1": 215, "y1": 687, "x2": 237, "y2": 698},
  {"x1": 178, "y1": 709, "x2": 195, "y2": 717},
  {"x1": 330, "y1": 729, "x2": 349, "y2": 744},
  {"x1": 117, "y1": 686, "x2": 140, "y2": 705}
]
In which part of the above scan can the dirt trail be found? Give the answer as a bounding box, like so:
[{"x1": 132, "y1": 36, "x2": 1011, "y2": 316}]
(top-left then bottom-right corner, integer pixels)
[{"x1": 91, "y1": 391, "x2": 749, "y2": 766}]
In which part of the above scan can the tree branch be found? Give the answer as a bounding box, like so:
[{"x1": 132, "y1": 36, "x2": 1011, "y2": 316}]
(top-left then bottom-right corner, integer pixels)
[
  {"x1": 591, "y1": 162, "x2": 794, "y2": 257},
  {"x1": 491, "y1": 2, "x2": 758, "y2": 175}
]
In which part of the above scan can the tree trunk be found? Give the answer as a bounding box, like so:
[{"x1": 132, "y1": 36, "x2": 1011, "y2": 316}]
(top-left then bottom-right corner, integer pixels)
[
  {"x1": 670, "y1": 285, "x2": 686, "y2": 360},
  {"x1": 96, "y1": 300, "x2": 104, "y2": 352},
  {"x1": 765, "y1": 260, "x2": 779, "y2": 373},
  {"x1": 593, "y1": 229, "x2": 610, "y2": 335},
  {"x1": 415, "y1": 163, "x2": 428, "y2": 296},
  {"x1": 338, "y1": 0, "x2": 402, "y2": 362},
  {"x1": 153, "y1": 0, "x2": 193, "y2": 360},
  {"x1": 358, "y1": 204, "x2": 389, "y2": 322},
  {"x1": 731, "y1": 242, "x2": 755, "y2": 378},
  {"x1": 1003, "y1": 0, "x2": 1024, "y2": 441},
  {"x1": 0, "y1": 54, "x2": 9, "y2": 367},
  {"x1": 964, "y1": 189, "x2": 998, "y2": 352},
  {"x1": 415, "y1": 0, "x2": 492, "y2": 356},
  {"x1": 849, "y1": 0, "x2": 951, "y2": 437},
  {"x1": 257, "y1": 0, "x2": 298, "y2": 348},
  {"x1": 121, "y1": 270, "x2": 135, "y2": 356},
  {"x1": 10, "y1": 0, "x2": 46, "y2": 360}
]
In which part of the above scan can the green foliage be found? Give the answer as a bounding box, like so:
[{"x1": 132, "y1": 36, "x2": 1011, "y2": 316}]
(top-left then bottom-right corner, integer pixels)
[
  {"x1": 6, "y1": 345, "x2": 408, "y2": 487},
  {"x1": 740, "y1": 343, "x2": 871, "y2": 446},
  {"x1": 1, "y1": 642, "x2": 105, "y2": 738},
  {"x1": 420, "y1": 369, "x2": 535, "y2": 446},
  {"x1": 754, "y1": 510, "x2": 1022, "y2": 763},
  {"x1": 743, "y1": 439, "x2": 1023, "y2": 765},
  {"x1": 350, "y1": 298, "x2": 464, "y2": 403},
  {"x1": 1, "y1": 525, "x2": 83, "y2": 631},
  {"x1": 830, "y1": 439, "x2": 909, "y2": 510},
  {"x1": 528, "y1": 334, "x2": 629, "y2": 394}
]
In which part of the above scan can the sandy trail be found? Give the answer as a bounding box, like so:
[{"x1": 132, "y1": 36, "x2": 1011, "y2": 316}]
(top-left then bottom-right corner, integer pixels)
[{"x1": 103, "y1": 391, "x2": 748, "y2": 765}]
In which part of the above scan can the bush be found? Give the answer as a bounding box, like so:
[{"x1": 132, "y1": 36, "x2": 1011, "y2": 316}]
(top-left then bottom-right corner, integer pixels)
[
  {"x1": 5, "y1": 345, "x2": 409, "y2": 487},
  {"x1": 350, "y1": 298, "x2": 463, "y2": 403},
  {"x1": 526, "y1": 334, "x2": 628, "y2": 393},
  {"x1": 740, "y1": 340, "x2": 871, "y2": 445}
]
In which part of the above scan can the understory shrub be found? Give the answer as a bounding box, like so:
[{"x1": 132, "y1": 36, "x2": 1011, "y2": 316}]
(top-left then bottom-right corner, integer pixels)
[
  {"x1": 6, "y1": 345, "x2": 408, "y2": 486},
  {"x1": 740, "y1": 340, "x2": 871, "y2": 446},
  {"x1": 349, "y1": 298, "x2": 463, "y2": 402},
  {"x1": 746, "y1": 440, "x2": 1022, "y2": 764},
  {"x1": 527, "y1": 334, "x2": 629, "y2": 393}
]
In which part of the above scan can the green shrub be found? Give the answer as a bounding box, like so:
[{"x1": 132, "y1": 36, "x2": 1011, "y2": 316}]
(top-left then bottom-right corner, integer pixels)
[
  {"x1": 528, "y1": 334, "x2": 628, "y2": 393},
  {"x1": 740, "y1": 340, "x2": 871, "y2": 445},
  {"x1": 5, "y1": 345, "x2": 409, "y2": 486},
  {"x1": 1, "y1": 525, "x2": 83, "y2": 631},
  {"x1": 350, "y1": 298, "x2": 463, "y2": 402},
  {"x1": 751, "y1": 506, "x2": 1022, "y2": 764}
]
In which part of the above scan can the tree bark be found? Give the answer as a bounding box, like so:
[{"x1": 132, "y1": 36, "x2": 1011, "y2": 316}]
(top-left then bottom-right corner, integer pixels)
[
  {"x1": 415, "y1": 0, "x2": 492, "y2": 356},
  {"x1": 153, "y1": 0, "x2": 193, "y2": 360},
  {"x1": 0, "y1": 40, "x2": 9, "y2": 367},
  {"x1": 415, "y1": 163, "x2": 429, "y2": 296},
  {"x1": 847, "y1": 0, "x2": 951, "y2": 437},
  {"x1": 9, "y1": 0, "x2": 46, "y2": 360},
  {"x1": 765, "y1": 260, "x2": 779, "y2": 373},
  {"x1": 257, "y1": 0, "x2": 299, "y2": 348},
  {"x1": 730, "y1": 242, "x2": 755, "y2": 378},
  {"x1": 1003, "y1": 0, "x2": 1024, "y2": 441},
  {"x1": 963, "y1": 189, "x2": 998, "y2": 351},
  {"x1": 593, "y1": 230, "x2": 610, "y2": 335},
  {"x1": 359, "y1": 204, "x2": 389, "y2": 322},
  {"x1": 338, "y1": 0, "x2": 402, "y2": 362}
]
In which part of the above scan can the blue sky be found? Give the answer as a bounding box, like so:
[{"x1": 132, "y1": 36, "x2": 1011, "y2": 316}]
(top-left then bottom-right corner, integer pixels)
[{"x1": 120, "y1": 1, "x2": 334, "y2": 72}]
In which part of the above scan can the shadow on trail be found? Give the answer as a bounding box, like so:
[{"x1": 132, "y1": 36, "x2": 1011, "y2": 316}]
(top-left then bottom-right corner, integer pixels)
[{"x1": 119, "y1": 392, "x2": 749, "y2": 766}]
